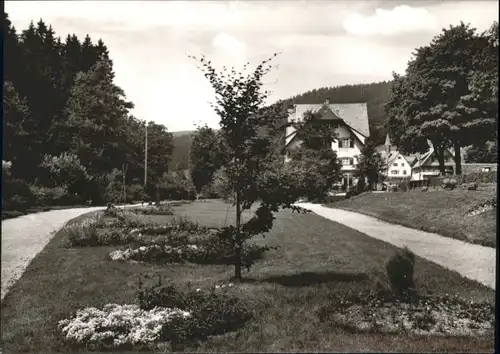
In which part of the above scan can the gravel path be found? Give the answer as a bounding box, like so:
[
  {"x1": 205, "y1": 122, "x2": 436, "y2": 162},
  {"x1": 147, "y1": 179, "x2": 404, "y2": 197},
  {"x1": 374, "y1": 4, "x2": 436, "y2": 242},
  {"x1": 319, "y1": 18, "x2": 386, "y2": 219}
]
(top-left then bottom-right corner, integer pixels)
[
  {"x1": 1, "y1": 204, "x2": 142, "y2": 301},
  {"x1": 296, "y1": 203, "x2": 496, "y2": 290}
]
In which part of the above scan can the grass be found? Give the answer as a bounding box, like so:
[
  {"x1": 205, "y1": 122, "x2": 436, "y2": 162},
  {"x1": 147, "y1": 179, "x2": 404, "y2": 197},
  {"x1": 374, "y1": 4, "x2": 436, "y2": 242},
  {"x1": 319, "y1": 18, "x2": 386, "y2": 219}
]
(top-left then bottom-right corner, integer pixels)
[
  {"x1": 1, "y1": 200, "x2": 494, "y2": 352},
  {"x1": 326, "y1": 185, "x2": 497, "y2": 248}
]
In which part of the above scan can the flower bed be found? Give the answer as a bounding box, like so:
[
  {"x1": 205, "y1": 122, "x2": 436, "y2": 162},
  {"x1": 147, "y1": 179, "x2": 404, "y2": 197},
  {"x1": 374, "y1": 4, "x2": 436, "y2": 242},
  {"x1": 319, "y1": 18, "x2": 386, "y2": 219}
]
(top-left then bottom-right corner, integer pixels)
[
  {"x1": 108, "y1": 235, "x2": 272, "y2": 268},
  {"x1": 58, "y1": 280, "x2": 252, "y2": 351},
  {"x1": 130, "y1": 205, "x2": 174, "y2": 216},
  {"x1": 318, "y1": 291, "x2": 494, "y2": 336},
  {"x1": 465, "y1": 197, "x2": 496, "y2": 217},
  {"x1": 58, "y1": 304, "x2": 191, "y2": 350}
]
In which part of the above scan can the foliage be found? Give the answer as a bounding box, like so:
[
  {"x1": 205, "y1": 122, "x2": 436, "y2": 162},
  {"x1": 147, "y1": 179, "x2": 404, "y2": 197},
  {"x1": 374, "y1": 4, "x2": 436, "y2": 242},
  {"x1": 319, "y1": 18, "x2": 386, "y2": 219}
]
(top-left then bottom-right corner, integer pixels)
[
  {"x1": 2, "y1": 14, "x2": 174, "y2": 207},
  {"x1": 386, "y1": 22, "x2": 497, "y2": 175},
  {"x1": 161, "y1": 172, "x2": 197, "y2": 201},
  {"x1": 58, "y1": 303, "x2": 191, "y2": 350},
  {"x1": 354, "y1": 138, "x2": 386, "y2": 190},
  {"x1": 286, "y1": 110, "x2": 342, "y2": 201},
  {"x1": 189, "y1": 125, "x2": 223, "y2": 193},
  {"x1": 441, "y1": 178, "x2": 458, "y2": 190},
  {"x1": 39, "y1": 153, "x2": 93, "y2": 200},
  {"x1": 385, "y1": 247, "x2": 416, "y2": 298},
  {"x1": 131, "y1": 205, "x2": 174, "y2": 216},
  {"x1": 464, "y1": 141, "x2": 497, "y2": 163},
  {"x1": 62, "y1": 213, "x2": 102, "y2": 247},
  {"x1": 190, "y1": 53, "x2": 335, "y2": 279},
  {"x1": 136, "y1": 276, "x2": 252, "y2": 347},
  {"x1": 318, "y1": 290, "x2": 493, "y2": 336}
]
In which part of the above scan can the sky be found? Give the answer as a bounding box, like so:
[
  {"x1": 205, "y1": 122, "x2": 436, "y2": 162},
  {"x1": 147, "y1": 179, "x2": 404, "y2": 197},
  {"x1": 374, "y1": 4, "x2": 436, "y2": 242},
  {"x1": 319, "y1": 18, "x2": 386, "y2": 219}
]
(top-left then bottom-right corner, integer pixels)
[{"x1": 5, "y1": 0, "x2": 499, "y2": 132}]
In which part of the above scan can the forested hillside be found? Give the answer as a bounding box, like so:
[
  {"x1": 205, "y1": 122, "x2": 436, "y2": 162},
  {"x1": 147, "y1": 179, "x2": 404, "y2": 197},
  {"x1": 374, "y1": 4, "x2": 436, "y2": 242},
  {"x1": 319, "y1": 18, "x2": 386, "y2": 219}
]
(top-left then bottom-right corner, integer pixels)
[
  {"x1": 170, "y1": 81, "x2": 392, "y2": 168},
  {"x1": 2, "y1": 13, "x2": 190, "y2": 216}
]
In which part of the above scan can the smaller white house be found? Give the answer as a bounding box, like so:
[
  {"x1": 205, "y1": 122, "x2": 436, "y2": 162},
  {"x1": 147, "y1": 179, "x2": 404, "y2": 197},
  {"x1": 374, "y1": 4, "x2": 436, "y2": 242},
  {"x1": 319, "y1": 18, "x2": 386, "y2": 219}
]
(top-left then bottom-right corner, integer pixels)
[{"x1": 376, "y1": 133, "x2": 413, "y2": 181}]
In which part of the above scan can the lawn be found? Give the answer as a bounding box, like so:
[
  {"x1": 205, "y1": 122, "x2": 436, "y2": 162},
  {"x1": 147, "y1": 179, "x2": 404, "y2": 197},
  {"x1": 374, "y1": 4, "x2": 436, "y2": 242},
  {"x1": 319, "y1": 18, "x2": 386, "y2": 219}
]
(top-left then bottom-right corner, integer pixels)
[
  {"x1": 0, "y1": 200, "x2": 494, "y2": 353},
  {"x1": 326, "y1": 186, "x2": 497, "y2": 248}
]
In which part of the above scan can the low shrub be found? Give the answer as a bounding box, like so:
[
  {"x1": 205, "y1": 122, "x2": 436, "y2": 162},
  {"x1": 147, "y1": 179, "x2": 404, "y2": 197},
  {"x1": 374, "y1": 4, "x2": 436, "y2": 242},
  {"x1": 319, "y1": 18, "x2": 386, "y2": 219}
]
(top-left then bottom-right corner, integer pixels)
[
  {"x1": 58, "y1": 303, "x2": 191, "y2": 351},
  {"x1": 430, "y1": 171, "x2": 497, "y2": 187},
  {"x1": 198, "y1": 183, "x2": 220, "y2": 199},
  {"x1": 441, "y1": 178, "x2": 457, "y2": 190},
  {"x1": 136, "y1": 275, "x2": 252, "y2": 347},
  {"x1": 1, "y1": 210, "x2": 25, "y2": 220},
  {"x1": 467, "y1": 182, "x2": 478, "y2": 191},
  {"x1": 108, "y1": 231, "x2": 274, "y2": 269},
  {"x1": 385, "y1": 247, "x2": 416, "y2": 298},
  {"x1": 2, "y1": 178, "x2": 37, "y2": 212},
  {"x1": 345, "y1": 189, "x2": 360, "y2": 199},
  {"x1": 131, "y1": 205, "x2": 174, "y2": 216},
  {"x1": 397, "y1": 181, "x2": 409, "y2": 192},
  {"x1": 63, "y1": 213, "x2": 103, "y2": 247},
  {"x1": 104, "y1": 203, "x2": 119, "y2": 217}
]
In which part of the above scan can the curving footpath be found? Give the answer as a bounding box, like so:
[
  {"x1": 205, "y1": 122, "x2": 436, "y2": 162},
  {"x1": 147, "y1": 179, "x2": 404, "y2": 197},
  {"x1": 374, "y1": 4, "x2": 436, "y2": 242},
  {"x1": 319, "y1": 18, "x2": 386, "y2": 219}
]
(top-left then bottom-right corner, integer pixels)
[
  {"x1": 1, "y1": 204, "x2": 143, "y2": 301},
  {"x1": 296, "y1": 203, "x2": 496, "y2": 290}
]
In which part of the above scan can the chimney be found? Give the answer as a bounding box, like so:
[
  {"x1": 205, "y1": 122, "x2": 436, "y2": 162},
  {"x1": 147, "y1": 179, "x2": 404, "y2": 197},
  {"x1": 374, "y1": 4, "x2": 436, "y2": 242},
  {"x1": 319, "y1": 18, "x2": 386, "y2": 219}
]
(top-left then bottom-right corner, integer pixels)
[{"x1": 325, "y1": 98, "x2": 330, "y2": 105}]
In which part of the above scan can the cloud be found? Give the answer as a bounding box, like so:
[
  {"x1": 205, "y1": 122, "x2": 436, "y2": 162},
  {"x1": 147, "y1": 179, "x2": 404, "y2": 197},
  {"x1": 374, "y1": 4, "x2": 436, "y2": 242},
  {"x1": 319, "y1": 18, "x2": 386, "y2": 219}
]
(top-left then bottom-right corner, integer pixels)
[
  {"x1": 4, "y1": 1, "x2": 499, "y2": 132},
  {"x1": 343, "y1": 5, "x2": 438, "y2": 36}
]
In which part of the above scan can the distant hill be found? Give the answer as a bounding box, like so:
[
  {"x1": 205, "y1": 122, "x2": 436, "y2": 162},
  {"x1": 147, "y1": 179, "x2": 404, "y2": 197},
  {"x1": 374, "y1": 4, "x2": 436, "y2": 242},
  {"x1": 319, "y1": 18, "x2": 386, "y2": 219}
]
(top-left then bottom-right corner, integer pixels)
[{"x1": 170, "y1": 81, "x2": 393, "y2": 171}]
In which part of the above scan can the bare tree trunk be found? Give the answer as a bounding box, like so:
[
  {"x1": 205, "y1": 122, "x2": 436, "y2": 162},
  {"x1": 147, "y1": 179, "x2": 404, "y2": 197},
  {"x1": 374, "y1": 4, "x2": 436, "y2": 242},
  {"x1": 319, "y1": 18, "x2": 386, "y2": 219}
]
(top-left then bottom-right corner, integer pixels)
[
  {"x1": 453, "y1": 142, "x2": 462, "y2": 175},
  {"x1": 437, "y1": 146, "x2": 446, "y2": 175},
  {"x1": 234, "y1": 191, "x2": 242, "y2": 280}
]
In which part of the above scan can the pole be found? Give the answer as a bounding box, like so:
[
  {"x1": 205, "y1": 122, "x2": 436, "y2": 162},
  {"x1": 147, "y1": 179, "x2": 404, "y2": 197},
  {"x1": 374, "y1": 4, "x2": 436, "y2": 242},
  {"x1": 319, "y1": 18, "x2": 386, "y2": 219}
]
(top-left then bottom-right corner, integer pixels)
[
  {"x1": 144, "y1": 121, "x2": 148, "y2": 187},
  {"x1": 122, "y1": 163, "x2": 128, "y2": 205}
]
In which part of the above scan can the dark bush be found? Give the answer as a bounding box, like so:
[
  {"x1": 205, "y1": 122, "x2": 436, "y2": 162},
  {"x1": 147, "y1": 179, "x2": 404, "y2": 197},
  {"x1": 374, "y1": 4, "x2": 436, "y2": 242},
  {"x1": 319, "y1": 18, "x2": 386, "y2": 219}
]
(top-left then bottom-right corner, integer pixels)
[
  {"x1": 135, "y1": 275, "x2": 252, "y2": 347},
  {"x1": 131, "y1": 205, "x2": 174, "y2": 216},
  {"x1": 386, "y1": 247, "x2": 416, "y2": 298},
  {"x1": 198, "y1": 183, "x2": 220, "y2": 199},
  {"x1": 2, "y1": 178, "x2": 37, "y2": 211},
  {"x1": 1, "y1": 210, "x2": 25, "y2": 220},
  {"x1": 398, "y1": 181, "x2": 409, "y2": 192},
  {"x1": 467, "y1": 182, "x2": 478, "y2": 191},
  {"x1": 441, "y1": 177, "x2": 457, "y2": 190}
]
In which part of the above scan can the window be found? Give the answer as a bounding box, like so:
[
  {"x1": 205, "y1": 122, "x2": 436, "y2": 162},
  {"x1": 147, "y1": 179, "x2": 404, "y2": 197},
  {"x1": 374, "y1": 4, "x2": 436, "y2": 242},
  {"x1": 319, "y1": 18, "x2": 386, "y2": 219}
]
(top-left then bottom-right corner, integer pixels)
[
  {"x1": 340, "y1": 138, "x2": 352, "y2": 148},
  {"x1": 482, "y1": 167, "x2": 491, "y2": 172},
  {"x1": 391, "y1": 170, "x2": 399, "y2": 175},
  {"x1": 403, "y1": 170, "x2": 407, "y2": 175},
  {"x1": 398, "y1": 156, "x2": 402, "y2": 159},
  {"x1": 341, "y1": 158, "x2": 350, "y2": 165},
  {"x1": 393, "y1": 163, "x2": 398, "y2": 166}
]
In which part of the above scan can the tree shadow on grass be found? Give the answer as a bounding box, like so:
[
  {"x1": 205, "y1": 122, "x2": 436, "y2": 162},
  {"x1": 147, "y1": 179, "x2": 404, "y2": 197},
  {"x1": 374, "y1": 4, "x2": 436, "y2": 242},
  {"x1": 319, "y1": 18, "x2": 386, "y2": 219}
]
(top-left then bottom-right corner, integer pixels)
[{"x1": 258, "y1": 271, "x2": 369, "y2": 287}]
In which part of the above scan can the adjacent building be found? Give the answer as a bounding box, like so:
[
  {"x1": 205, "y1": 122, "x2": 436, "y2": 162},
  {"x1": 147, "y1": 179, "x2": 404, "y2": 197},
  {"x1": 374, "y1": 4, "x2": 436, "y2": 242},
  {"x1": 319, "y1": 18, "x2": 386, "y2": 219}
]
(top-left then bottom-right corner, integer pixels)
[{"x1": 376, "y1": 133, "x2": 413, "y2": 181}]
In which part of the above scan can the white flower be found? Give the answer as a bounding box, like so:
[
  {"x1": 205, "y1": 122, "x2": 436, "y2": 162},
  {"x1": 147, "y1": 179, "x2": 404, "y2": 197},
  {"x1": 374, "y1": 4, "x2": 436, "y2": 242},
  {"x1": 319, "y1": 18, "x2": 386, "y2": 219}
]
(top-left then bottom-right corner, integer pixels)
[{"x1": 58, "y1": 304, "x2": 191, "y2": 347}]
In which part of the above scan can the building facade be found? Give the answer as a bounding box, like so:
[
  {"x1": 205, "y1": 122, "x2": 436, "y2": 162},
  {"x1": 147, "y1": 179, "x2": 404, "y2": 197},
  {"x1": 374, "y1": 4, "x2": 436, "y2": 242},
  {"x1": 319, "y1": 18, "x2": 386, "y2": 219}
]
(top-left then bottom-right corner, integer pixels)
[
  {"x1": 376, "y1": 133, "x2": 413, "y2": 181},
  {"x1": 284, "y1": 99, "x2": 370, "y2": 189}
]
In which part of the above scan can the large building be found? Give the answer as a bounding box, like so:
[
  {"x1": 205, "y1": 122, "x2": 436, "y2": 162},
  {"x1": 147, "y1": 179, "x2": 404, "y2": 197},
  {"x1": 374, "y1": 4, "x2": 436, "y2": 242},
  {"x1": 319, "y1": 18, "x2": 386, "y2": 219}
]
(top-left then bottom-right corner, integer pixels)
[{"x1": 284, "y1": 99, "x2": 369, "y2": 189}]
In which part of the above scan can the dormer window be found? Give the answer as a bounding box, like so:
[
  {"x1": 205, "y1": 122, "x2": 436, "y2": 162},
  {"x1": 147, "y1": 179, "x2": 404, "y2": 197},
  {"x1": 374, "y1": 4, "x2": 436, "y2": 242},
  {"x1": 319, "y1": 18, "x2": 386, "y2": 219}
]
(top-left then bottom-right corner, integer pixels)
[{"x1": 340, "y1": 138, "x2": 354, "y2": 148}]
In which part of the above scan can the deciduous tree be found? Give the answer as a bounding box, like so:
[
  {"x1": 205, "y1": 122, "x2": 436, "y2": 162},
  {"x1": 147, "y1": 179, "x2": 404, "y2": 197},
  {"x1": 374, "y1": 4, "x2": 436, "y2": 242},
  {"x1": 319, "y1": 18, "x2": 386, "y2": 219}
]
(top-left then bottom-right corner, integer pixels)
[
  {"x1": 354, "y1": 138, "x2": 386, "y2": 190},
  {"x1": 191, "y1": 54, "x2": 340, "y2": 280}
]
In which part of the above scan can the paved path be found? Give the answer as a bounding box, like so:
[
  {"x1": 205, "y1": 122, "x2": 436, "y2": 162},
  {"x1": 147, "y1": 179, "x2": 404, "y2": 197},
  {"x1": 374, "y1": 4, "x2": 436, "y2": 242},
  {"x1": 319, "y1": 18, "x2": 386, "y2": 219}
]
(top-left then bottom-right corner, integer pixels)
[
  {"x1": 1, "y1": 204, "x2": 142, "y2": 300},
  {"x1": 296, "y1": 203, "x2": 496, "y2": 290}
]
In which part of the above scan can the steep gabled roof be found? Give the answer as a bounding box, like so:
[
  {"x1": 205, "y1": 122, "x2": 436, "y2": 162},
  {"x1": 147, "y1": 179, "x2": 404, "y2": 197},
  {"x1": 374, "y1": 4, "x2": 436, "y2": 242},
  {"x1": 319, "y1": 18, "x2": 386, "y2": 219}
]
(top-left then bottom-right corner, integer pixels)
[{"x1": 291, "y1": 103, "x2": 370, "y2": 137}]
